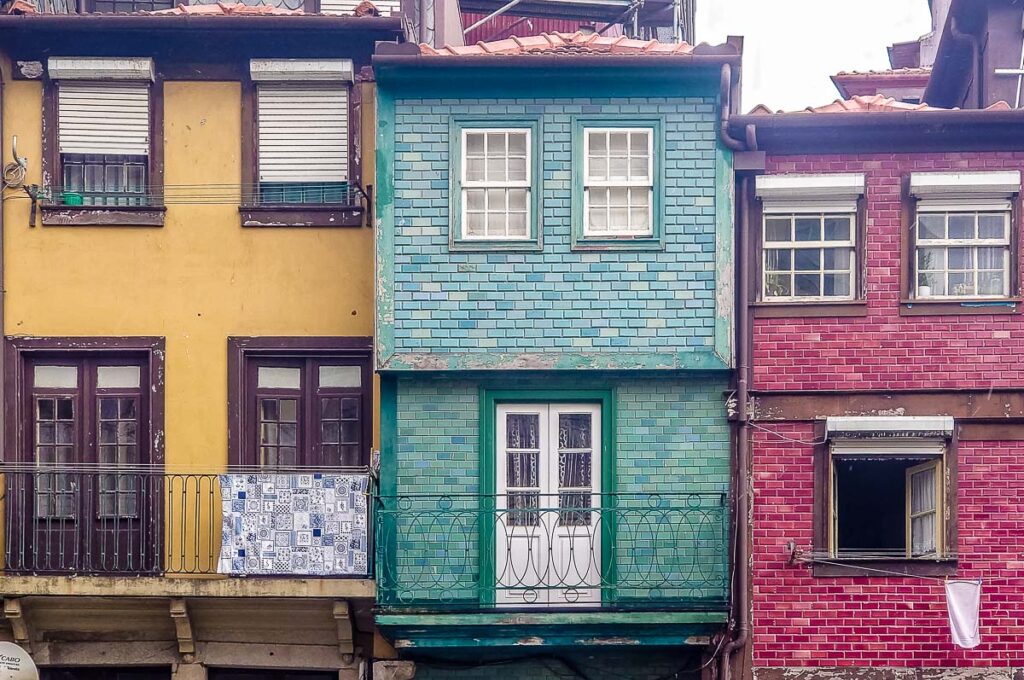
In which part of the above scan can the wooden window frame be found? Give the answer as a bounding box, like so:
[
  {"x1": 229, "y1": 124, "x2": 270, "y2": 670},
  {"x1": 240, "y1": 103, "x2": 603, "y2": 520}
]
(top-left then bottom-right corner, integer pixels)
[
  {"x1": 899, "y1": 176, "x2": 1022, "y2": 315},
  {"x1": 810, "y1": 421, "x2": 958, "y2": 577},
  {"x1": 40, "y1": 77, "x2": 166, "y2": 227},
  {"x1": 581, "y1": 127, "x2": 655, "y2": 239},
  {"x1": 227, "y1": 337, "x2": 373, "y2": 468},
  {"x1": 4, "y1": 336, "x2": 166, "y2": 467},
  {"x1": 448, "y1": 118, "x2": 543, "y2": 252},
  {"x1": 459, "y1": 127, "x2": 533, "y2": 243},
  {"x1": 239, "y1": 77, "x2": 363, "y2": 229},
  {"x1": 750, "y1": 190, "x2": 869, "y2": 318}
]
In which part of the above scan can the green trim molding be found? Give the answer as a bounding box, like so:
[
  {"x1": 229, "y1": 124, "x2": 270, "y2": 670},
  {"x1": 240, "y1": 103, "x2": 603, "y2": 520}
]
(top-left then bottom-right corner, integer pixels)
[
  {"x1": 378, "y1": 350, "x2": 732, "y2": 372},
  {"x1": 713, "y1": 141, "x2": 735, "y2": 364},
  {"x1": 448, "y1": 117, "x2": 544, "y2": 252},
  {"x1": 375, "y1": 85, "x2": 397, "y2": 365},
  {"x1": 570, "y1": 116, "x2": 666, "y2": 252}
]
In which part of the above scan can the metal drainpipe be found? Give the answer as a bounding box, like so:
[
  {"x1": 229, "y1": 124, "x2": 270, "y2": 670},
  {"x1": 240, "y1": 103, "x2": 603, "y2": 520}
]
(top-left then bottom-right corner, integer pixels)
[
  {"x1": 715, "y1": 65, "x2": 752, "y2": 677},
  {"x1": 718, "y1": 172, "x2": 751, "y2": 680}
]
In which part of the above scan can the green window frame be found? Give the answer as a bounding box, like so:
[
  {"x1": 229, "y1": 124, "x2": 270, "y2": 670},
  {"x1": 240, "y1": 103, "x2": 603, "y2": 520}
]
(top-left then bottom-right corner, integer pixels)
[
  {"x1": 571, "y1": 116, "x2": 666, "y2": 251},
  {"x1": 448, "y1": 118, "x2": 543, "y2": 252}
]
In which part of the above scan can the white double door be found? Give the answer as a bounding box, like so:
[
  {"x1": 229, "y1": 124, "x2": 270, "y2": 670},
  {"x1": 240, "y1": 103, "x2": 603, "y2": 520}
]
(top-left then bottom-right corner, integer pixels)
[{"x1": 495, "y1": 402, "x2": 602, "y2": 606}]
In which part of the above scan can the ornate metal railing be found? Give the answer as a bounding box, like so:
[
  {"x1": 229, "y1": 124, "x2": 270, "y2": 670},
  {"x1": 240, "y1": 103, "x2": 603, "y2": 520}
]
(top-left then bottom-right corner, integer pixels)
[
  {"x1": 2, "y1": 469, "x2": 372, "y2": 576},
  {"x1": 375, "y1": 492, "x2": 729, "y2": 610}
]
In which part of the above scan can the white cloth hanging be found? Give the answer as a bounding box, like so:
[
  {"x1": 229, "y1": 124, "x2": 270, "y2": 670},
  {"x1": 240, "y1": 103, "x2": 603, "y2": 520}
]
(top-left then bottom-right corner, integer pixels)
[{"x1": 945, "y1": 578, "x2": 982, "y2": 649}]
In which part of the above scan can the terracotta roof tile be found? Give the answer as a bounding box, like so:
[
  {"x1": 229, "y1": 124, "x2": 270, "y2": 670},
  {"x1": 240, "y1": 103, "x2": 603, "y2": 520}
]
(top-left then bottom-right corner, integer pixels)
[
  {"x1": 422, "y1": 31, "x2": 736, "y2": 58},
  {"x1": 748, "y1": 95, "x2": 1013, "y2": 115},
  {"x1": 833, "y1": 67, "x2": 932, "y2": 77}
]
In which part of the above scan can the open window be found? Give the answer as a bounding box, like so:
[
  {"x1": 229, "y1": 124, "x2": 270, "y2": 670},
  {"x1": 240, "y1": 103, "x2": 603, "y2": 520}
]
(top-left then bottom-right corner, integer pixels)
[{"x1": 813, "y1": 416, "x2": 956, "y2": 576}]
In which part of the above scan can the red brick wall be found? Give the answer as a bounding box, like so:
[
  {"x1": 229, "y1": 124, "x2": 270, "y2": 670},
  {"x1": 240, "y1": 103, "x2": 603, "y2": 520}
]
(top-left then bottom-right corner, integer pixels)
[
  {"x1": 753, "y1": 427, "x2": 1024, "y2": 666},
  {"x1": 752, "y1": 152, "x2": 1024, "y2": 668},
  {"x1": 754, "y1": 152, "x2": 1024, "y2": 392}
]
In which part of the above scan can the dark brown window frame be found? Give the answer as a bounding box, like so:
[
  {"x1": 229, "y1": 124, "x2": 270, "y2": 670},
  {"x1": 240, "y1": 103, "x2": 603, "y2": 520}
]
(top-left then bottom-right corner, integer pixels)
[
  {"x1": 239, "y1": 76, "x2": 364, "y2": 229},
  {"x1": 40, "y1": 77, "x2": 165, "y2": 227},
  {"x1": 749, "y1": 187, "x2": 869, "y2": 319},
  {"x1": 899, "y1": 176, "x2": 1022, "y2": 316},
  {"x1": 4, "y1": 336, "x2": 166, "y2": 466},
  {"x1": 810, "y1": 420, "x2": 958, "y2": 577},
  {"x1": 227, "y1": 336, "x2": 373, "y2": 468}
]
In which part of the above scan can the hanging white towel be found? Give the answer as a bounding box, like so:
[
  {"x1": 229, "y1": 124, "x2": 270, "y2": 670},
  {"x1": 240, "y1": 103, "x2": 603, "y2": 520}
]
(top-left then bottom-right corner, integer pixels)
[{"x1": 945, "y1": 578, "x2": 982, "y2": 649}]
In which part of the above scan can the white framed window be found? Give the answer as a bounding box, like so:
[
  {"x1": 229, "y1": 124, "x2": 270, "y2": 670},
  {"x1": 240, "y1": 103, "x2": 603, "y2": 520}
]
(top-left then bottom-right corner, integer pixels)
[
  {"x1": 914, "y1": 209, "x2": 1011, "y2": 298},
  {"x1": 583, "y1": 127, "x2": 653, "y2": 237},
  {"x1": 755, "y1": 173, "x2": 865, "y2": 302},
  {"x1": 910, "y1": 171, "x2": 1020, "y2": 299},
  {"x1": 762, "y1": 213, "x2": 856, "y2": 300},
  {"x1": 461, "y1": 128, "x2": 531, "y2": 240}
]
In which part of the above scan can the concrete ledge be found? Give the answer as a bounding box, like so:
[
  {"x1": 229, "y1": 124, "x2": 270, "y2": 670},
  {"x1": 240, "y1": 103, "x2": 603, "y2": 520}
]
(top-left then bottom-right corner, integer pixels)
[
  {"x1": 0, "y1": 575, "x2": 375, "y2": 599},
  {"x1": 755, "y1": 669, "x2": 1024, "y2": 680}
]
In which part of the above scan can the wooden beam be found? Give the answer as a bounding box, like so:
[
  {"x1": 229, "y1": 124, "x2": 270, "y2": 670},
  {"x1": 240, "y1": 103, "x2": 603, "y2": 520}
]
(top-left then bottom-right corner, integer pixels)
[
  {"x1": 2, "y1": 599, "x2": 32, "y2": 652},
  {"x1": 332, "y1": 601, "x2": 355, "y2": 663},
  {"x1": 169, "y1": 599, "x2": 196, "y2": 663}
]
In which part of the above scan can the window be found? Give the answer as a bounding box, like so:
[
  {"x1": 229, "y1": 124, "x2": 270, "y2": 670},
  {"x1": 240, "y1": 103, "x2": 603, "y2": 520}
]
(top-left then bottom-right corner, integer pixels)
[
  {"x1": 247, "y1": 59, "x2": 356, "y2": 214},
  {"x1": 583, "y1": 127, "x2": 653, "y2": 238},
  {"x1": 43, "y1": 58, "x2": 162, "y2": 225},
  {"x1": 87, "y1": 0, "x2": 172, "y2": 10},
  {"x1": 907, "y1": 171, "x2": 1020, "y2": 306},
  {"x1": 915, "y1": 210, "x2": 1010, "y2": 298},
  {"x1": 229, "y1": 338, "x2": 372, "y2": 468},
  {"x1": 763, "y1": 213, "x2": 855, "y2": 300},
  {"x1": 755, "y1": 173, "x2": 866, "y2": 307},
  {"x1": 461, "y1": 128, "x2": 531, "y2": 240},
  {"x1": 812, "y1": 416, "x2": 956, "y2": 577}
]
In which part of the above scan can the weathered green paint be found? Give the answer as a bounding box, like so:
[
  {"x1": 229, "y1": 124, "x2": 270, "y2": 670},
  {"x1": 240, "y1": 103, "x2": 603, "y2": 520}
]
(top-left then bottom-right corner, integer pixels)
[
  {"x1": 713, "y1": 141, "x2": 735, "y2": 364},
  {"x1": 375, "y1": 86, "x2": 397, "y2": 363},
  {"x1": 448, "y1": 117, "x2": 545, "y2": 252},
  {"x1": 378, "y1": 351, "x2": 732, "y2": 372},
  {"x1": 376, "y1": 611, "x2": 728, "y2": 626},
  {"x1": 570, "y1": 115, "x2": 666, "y2": 252}
]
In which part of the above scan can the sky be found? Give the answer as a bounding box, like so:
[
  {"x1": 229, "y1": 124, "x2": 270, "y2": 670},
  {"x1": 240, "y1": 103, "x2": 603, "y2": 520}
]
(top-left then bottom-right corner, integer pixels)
[{"x1": 696, "y1": 0, "x2": 934, "y2": 112}]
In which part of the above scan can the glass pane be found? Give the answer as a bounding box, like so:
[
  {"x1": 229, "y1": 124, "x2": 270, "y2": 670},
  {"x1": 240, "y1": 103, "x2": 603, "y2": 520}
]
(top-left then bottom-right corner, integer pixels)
[
  {"x1": 978, "y1": 213, "x2": 1007, "y2": 240},
  {"x1": 464, "y1": 210, "x2": 485, "y2": 237},
  {"x1": 120, "y1": 398, "x2": 136, "y2": 419},
  {"x1": 508, "y1": 212, "x2": 528, "y2": 237},
  {"x1": 57, "y1": 398, "x2": 74, "y2": 420},
  {"x1": 558, "y1": 492, "x2": 592, "y2": 527},
  {"x1": 918, "y1": 213, "x2": 945, "y2": 240},
  {"x1": 38, "y1": 399, "x2": 54, "y2": 421},
  {"x1": 948, "y1": 272, "x2": 974, "y2": 296},
  {"x1": 917, "y1": 248, "x2": 943, "y2": 271},
  {"x1": 340, "y1": 421, "x2": 360, "y2": 444},
  {"x1": 506, "y1": 451, "x2": 538, "y2": 488},
  {"x1": 508, "y1": 188, "x2": 528, "y2": 212},
  {"x1": 910, "y1": 467, "x2": 936, "y2": 514},
  {"x1": 558, "y1": 413, "x2": 591, "y2": 449},
  {"x1": 765, "y1": 249, "x2": 791, "y2": 272},
  {"x1": 947, "y1": 247, "x2": 972, "y2": 270},
  {"x1": 764, "y1": 217, "x2": 790, "y2": 242},
  {"x1": 465, "y1": 158, "x2": 485, "y2": 183},
  {"x1": 823, "y1": 215, "x2": 851, "y2": 241},
  {"x1": 322, "y1": 421, "x2": 340, "y2": 444},
  {"x1": 257, "y1": 366, "x2": 301, "y2": 390},
  {"x1": 100, "y1": 399, "x2": 118, "y2": 420},
  {"x1": 96, "y1": 365, "x2": 141, "y2": 389},
  {"x1": 506, "y1": 492, "x2": 539, "y2": 527},
  {"x1": 824, "y1": 273, "x2": 851, "y2": 297},
  {"x1": 918, "y1": 271, "x2": 945, "y2": 296},
  {"x1": 977, "y1": 247, "x2": 1005, "y2": 271},
  {"x1": 340, "y1": 398, "x2": 359, "y2": 419},
  {"x1": 559, "y1": 451, "x2": 592, "y2": 488},
  {"x1": 823, "y1": 248, "x2": 851, "y2": 270},
  {"x1": 979, "y1": 271, "x2": 1005, "y2": 296},
  {"x1": 318, "y1": 365, "x2": 361, "y2": 388},
  {"x1": 56, "y1": 422, "x2": 73, "y2": 444},
  {"x1": 765, "y1": 274, "x2": 792, "y2": 297},
  {"x1": 793, "y1": 249, "x2": 821, "y2": 271},
  {"x1": 261, "y1": 399, "x2": 279, "y2": 420},
  {"x1": 508, "y1": 133, "x2": 527, "y2": 155},
  {"x1": 794, "y1": 273, "x2": 820, "y2": 296},
  {"x1": 279, "y1": 399, "x2": 297, "y2": 421},
  {"x1": 947, "y1": 213, "x2": 974, "y2": 240},
  {"x1": 506, "y1": 413, "x2": 539, "y2": 449},
  {"x1": 279, "y1": 423, "x2": 297, "y2": 447},
  {"x1": 508, "y1": 157, "x2": 528, "y2": 182},
  {"x1": 487, "y1": 132, "x2": 506, "y2": 154},
  {"x1": 34, "y1": 365, "x2": 78, "y2": 389},
  {"x1": 466, "y1": 133, "x2": 484, "y2": 155},
  {"x1": 321, "y1": 397, "x2": 341, "y2": 419},
  {"x1": 911, "y1": 514, "x2": 936, "y2": 555},
  {"x1": 794, "y1": 217, "x2": 820, "y2": 241}
]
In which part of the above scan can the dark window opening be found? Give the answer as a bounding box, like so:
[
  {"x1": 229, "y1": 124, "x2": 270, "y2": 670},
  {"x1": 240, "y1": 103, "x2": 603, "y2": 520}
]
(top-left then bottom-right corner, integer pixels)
[
  {"x1": 88, "y1": 0, "x2": 173, "y2": 11},
  {"x1": 61, "y1": 154, "x2": 149, "y2": 207},
  {"x1": 43, "y1": 668, "x2": 171, "y2": 680}
]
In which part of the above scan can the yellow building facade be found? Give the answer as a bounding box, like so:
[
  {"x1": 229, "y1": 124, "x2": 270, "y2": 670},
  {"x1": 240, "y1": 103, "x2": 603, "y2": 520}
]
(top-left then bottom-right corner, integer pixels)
[{"x1": 0, "y1": 11, "x2": 401, "y2": 680}]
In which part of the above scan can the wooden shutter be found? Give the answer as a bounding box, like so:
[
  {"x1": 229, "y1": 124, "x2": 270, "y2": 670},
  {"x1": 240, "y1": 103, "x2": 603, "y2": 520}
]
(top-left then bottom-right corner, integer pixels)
[
  {"x1": 257, "y1": 83, "x2": 349, "y2": 183},
  {"x1": 58, "y1": 82, "x2": 150, "y2": 156}
]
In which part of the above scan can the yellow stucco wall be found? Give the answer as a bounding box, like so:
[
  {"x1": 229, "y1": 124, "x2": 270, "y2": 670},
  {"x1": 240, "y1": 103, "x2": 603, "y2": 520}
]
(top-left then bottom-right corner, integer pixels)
[{"x1": 3, "y1": 78, "x2": 376, "y2": 470}]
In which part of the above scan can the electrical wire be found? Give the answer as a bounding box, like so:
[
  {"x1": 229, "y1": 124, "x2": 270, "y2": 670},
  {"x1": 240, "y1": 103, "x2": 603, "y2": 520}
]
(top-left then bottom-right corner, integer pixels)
[{"x1": 749, "y1": 421, "x2": 827, "y2": 446}]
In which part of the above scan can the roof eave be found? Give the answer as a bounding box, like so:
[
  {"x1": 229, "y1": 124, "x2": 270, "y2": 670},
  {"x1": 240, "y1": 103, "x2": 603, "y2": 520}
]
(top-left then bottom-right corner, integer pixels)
[
  {"x1": 0, "y1": 12, "x2": 404, "y2": 33},
  {"x1": 372, "y1": 52, "x2": 741, "y2": 73}
]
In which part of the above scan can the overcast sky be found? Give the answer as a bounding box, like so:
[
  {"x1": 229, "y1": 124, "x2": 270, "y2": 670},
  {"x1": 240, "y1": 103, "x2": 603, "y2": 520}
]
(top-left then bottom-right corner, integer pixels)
[{"x1": 696, "y1": 0, "x2": 934, "y2": 112}]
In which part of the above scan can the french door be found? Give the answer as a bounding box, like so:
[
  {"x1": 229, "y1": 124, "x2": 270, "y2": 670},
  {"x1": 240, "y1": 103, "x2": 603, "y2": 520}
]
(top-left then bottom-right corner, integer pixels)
[{"x1": 495, "y1": 402, "x2": 602, "y2": 606}]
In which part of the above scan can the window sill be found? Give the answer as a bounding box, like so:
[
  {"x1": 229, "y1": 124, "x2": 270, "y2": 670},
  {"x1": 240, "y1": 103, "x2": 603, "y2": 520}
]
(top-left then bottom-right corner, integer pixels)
[
  {"x1": 239, "y1": 205, "x2": 364, "y2": 228},
  {"x1": 449, "y1": 237, "x2": 543, "y2": 253},
  {"x1": 40, "y1": 205, "x2": 166, "y2": 227},
  {"x1": 812, "y1": 557, "x2": 958, "y2": 578},
  {"x1": 752, "y1": 300, "x2": 868, "y2": 318},
  {"x1": 571, "y1": 236, "x2": 664, "y2": 252},
  {"x1": 899, "y1": 298, "x2": 1021, "y2": 316}
]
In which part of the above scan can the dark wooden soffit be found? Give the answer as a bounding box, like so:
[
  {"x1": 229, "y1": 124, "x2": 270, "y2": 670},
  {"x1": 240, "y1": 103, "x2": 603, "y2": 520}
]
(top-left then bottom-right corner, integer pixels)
[{"x1": 753, "y1": 390, "x2": 1024, "y2": 424}]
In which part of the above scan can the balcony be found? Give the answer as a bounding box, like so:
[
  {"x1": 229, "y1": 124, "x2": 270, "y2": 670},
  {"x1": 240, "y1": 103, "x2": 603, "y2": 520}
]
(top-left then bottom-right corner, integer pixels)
[
  {"x1": 373, "y1": 492, "x2": 729, "y2": 648},
  {"x1": 1, "y1": 469, "x2": 373, "y2": 594}
]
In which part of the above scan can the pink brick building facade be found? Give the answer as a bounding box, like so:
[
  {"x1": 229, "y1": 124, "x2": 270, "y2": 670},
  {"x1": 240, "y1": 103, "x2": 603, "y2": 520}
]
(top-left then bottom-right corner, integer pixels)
[{"x1": 728, "y1": 111, "x2": 1024, "y2": 679}]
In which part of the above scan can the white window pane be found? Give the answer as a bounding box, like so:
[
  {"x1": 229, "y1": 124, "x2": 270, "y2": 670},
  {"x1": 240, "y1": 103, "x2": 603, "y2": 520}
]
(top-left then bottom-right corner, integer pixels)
[
  {"x1": 609, "y1": 155, "x2": 629, "y2": 180},
  {"x1": 486, "y1": 157, "x2": 505, "y2": 182},
  {"x1": 948, "y1": 213, "x2": 974, "y2": 239},
  {"x1": 487, "y1": 132, "x2": 506, "y2": 154},
  {"x1": 765, "y1": 249, "x2": 791, "y2": 272},
  {"x1": 96, "y1": 365, "x2": 141, "y2": 389},
  {"x1": 978, "y1": 213, "x2": 1007, "y2": 239},
  {"x1": 765, "y1": 274, "x2": 792, "y2": 297},
  {"x1": 918, "y1": 213, "x2": 945, "y2": 240},
  {"x1": 978, "y1": 271, "x2": 1005, "y2": 296},
  {"x1": 823, "y1": 272, "x2": 851, "y2": 297},
  {"x1": 947, "y1": 247, "x2": 972, "y2": 270},
  {"x1": 948, "y1": 272, "x2": 974, "y2": 296},
  {"x1": 609, "y1": 207, "x2": 628, "y2": 228},
  {"x1": 588, "y1": 208, "x2": 607, "y2": 232},
  {"x1": 910, "y1": 467, "x2": 936, "y2": 514},
  {"x1": 319, "y1": 365, "x2": 361, "y2": 388},
  {"x1": 466, "y1": 133, "x2": 485, "y2": 155},
  {"x1": 588, "y1": 156, "x2": 607, "y2": 181},
  {"x1": 629, "y1": 187, "x2": 650, "y2": 207},
  {"x1": 487, "y1": 213, "x2": 505, "y2": 236},
  {"x1": 629, "y1": 131, "x2": 647, "y2": 153},
  {"x1": 608, "y1": 186, "x2": 629, "y2": 207},
  {"x1": 34, "y1": 365, "x2": 78, "y2": 389},
  {"x1": 487, "y1": 188, "x2": 506, "y2": 211},
  {"x1": 589, "y1": 187, "x2": 609, "y2": 208},
  {"x1": 911, "y1": 514, "x2": 936, "y2": 555},
  {"x1": 465, "y1": 189, "x2": 485, "y2": 211},
  {"x1": 609, "y1": 132, "x2": 628, "y2": 153},
  {"x1": 630, "y1": 207, "x2": 650, "y2": 232},
  {"x1": 823, "y1": 248, "x2": 851, "y2": 270},
  {"x1": 918, "y1": 271, "x2": 945, "y2": 296},
  {"x1": 507, "y1": 189, "x2": 528, "y2": 212},
  {"x1": 508, "y1": 212, "x2": 528, "y2": 237},
  {"x1": 977, "y1": 247, "x2": 1004, "y2": 270},
  {"x1": 765, "y1": 217, "x2": 791, "y2": 242},
  {"x1": 508, "y1": 157, "x2": 527, "y2": 182},
  {"x1": 466, "y1": 158, "x2": 485, "y2": 182},
  {"x1": 823, "y1": 215, "x2": 851, "y2": 241},
  {"x1": 257, "y1": 367, "x2": 301, "y2": 390},
  {"x1": 588, "y1": 131, "x2": 607, "y2": 153},
  {"x1": 465, "y1": 211, "x2": 485, "y2": 237},
  {"x1": 917, "y1": 247, "x2": 943, "y2": 271},
  {"x1": 629, "y1": 155, "x2": 649, "y2": 180},
  {"x1": 508, "y1": 133, "x2": 527, "y2": 155}
]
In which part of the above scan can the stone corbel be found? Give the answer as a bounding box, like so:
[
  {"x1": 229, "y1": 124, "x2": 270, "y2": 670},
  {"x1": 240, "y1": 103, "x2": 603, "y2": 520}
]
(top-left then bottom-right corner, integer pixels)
[
  {"x1": 332, "y1": 601, "x2": 354, "y2": 664},
  {"x1": 2, "y1": 598, "x2": 32, "y2": 652},
  {"x1": 169, "y1": 599, "x2": 196, "y2": 663}
]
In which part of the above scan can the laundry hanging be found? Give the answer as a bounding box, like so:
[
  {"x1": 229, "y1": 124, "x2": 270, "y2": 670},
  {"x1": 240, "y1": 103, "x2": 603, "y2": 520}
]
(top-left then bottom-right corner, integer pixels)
[{"x1": 945, "y1": 578, "x2": 983, "y2": 649}]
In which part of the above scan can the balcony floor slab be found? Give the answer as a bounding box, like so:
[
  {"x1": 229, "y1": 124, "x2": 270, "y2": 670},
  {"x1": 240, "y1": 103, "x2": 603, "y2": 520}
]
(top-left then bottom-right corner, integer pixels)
[{"x1": 0, "y1": 575, "x2": 375, "y2": 599}]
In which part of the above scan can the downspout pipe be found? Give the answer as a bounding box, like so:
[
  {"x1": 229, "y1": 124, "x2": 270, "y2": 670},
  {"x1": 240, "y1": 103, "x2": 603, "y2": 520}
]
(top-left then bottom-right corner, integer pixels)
[{"x1": 718, "y1": 63, "x2": 746, "y2": 151}]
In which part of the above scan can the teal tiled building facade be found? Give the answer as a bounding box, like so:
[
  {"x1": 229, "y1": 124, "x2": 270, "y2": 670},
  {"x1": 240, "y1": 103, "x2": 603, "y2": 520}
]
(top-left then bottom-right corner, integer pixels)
[{"x1": 373, "y1": 37, "x2": 741, "y2": 678}]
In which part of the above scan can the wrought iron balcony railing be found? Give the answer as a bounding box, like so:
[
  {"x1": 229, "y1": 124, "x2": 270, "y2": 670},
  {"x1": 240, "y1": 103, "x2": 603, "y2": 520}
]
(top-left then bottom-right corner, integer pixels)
[
  {"x1": 2, "y1": 469, "x2": 372, "y2": 577},
  {"x1": 375, "y1": 492, "x2": 729, "y2": 611}
]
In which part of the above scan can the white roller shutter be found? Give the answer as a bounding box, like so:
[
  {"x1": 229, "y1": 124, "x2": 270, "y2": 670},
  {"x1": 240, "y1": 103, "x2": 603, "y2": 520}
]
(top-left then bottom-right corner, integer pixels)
[
  {"x1": 257, "y1": 83, "x2": 349, "y2": 183},
  {"x1": 58, "y1": 82, "x2": 150, "y2": 156},
  {"x1": 318, "y1": 0, "x2": 399, "y2": 15},
  {"x1": 830, "y1": 439, "x2": 947, "y2": 458}
]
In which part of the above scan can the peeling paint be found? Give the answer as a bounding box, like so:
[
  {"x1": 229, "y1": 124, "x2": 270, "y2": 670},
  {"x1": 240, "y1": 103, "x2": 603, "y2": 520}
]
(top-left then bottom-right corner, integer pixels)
[
  {"x1": 379, "y1": 350, "x2": 731, "y2": 373},
  {"x1": 754, "y1": 668, "x2": 1024, "y2": 680}
]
